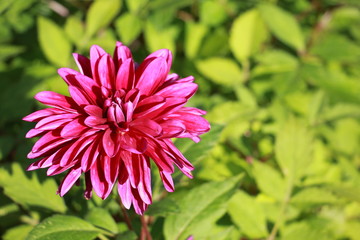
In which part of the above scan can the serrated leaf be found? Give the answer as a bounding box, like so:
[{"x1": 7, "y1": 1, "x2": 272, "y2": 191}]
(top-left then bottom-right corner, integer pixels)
[
  {"x1": 115, "y1": 13, "x2": 142, "y2": 45},
  {"x1": 85, "y1": 207, "x2": 118, "y2": 234},
  {"x1": 228, "y1": 190, "x2": 268, "y2": 238},
  {"x1": 164, "y1": 176, "x2": 242, "y2": 240},
  {"x1": 26, "y1": 215, "x2": 99, "y2": 240},
  {"x1": 196, "y1": 57, "x2": 242, "y2": 86},
  {"x1": 0, "y1": 163, "x2": 66, "y2": 213},
  {"x1": 253, "y1": 161, "x2": 286, "y2": 201},
  {"x1": 275, "y1": 118, "x2": 313, "y2": 181},
  {"x1": 37, "y1": 17, "x2": 71, "y2": 67},
  {"x1": 85, "y1": 0, "x2": 122, "y2": 38},
  {"x1": 230, "y1": 9, "x2": 268, "y2": 62},
  {"x1": 259, "y1": 3, "x2": 305, "y2": 51}
]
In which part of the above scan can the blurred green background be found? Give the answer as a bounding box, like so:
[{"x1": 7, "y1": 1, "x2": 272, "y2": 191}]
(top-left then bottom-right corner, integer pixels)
[{"x1": 1, "y1": 0, "x2": 360, "y2": 239}]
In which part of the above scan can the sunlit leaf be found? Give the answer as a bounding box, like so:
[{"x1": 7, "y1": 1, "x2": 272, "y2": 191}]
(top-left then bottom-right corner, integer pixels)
[
  {"x1": 275, "y1": 118, "x2": 313, "y2": 181},
  {"x1": 164, "y1": 176, "x2": 242, "y2": 240},
  {"x1": 85, "y1": 0, "x2": 122, "y2": 38},
  {"x1": 37, "y1": 16, "x2": 71, "y2": 67},
  {"x1": 115, "y1": 13, "x2": 142, "y2": 45},
  {"x1": 196, "y1": 57, "x2": 242, "y2": 86},
  {"x1": 228, "y1": 190, "x2": 268, "y2": 238},
  {"x1": 230, "y1": 9, "x2": 268, "y2": 62},
  {"x1": 259, "y1": 3, "x2": 305, "y2": 51},
  {"x1": 0, "y1": 163, "x2": 66, "y2": 213},
  {"x1": 27, "y1": 215, "x2": 99, "y2": 240},
  {"x1": 85, "y1": 207, "x2": 118, "y2": 234}
]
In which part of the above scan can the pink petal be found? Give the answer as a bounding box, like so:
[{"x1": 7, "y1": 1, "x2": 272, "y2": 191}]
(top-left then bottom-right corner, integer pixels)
[
  {"x1": 156, "y1": 82, "x2": 198, "y2": 99},
  {"x1": 159, "y1": 119, "x2": 185, "y2": 138},
  {"x1": 35, "y1": 91, "x2": 77, "y2": 111},
  {"x1": 144, "y1": 49, "x2": 172, "y2": 74},
  {"x1": 115, "y1": 58, "x2": 135, "y2": 90},
  {"x1": 23, "y1": 108, "x2": 66, "y2": 122},
  {"x1": 102, "y1": 128, "x2": 118, "y2": 157},
  {"x1": 113, "y1": 41, "x2": 132, "y2": 69},
  {"x1": 118, "y1": 177, "x2": 132, "y2": 209},
  {"x1": 58, "y1": 68, "x2": 100, "y2": 103},
  {"x1": 121, "y1": 134, "x2": 147, "y2": 154},
  {"x1": 58, "y1": 167, "x2": 82, "y2": 196},
  {"x1": 69, "y1": 86, "x2": 92, "y2": 106},
  {"x1": 160, "y1": 171, "x2": 175, "y2": 192},
  {"x1": 97, "y1": 54, "x2": 115, "y2": 89},
  {"x1": 133, "y1": 95, "x2": 165, "y2": 119},
  {"x1": 84, "y1": 105, "x2": 103, "y2": 117},
  {"x1": 84, "y1": 116, "x2": 107, "y2": 129},
  {"x1": 135, "y1": 57, "x2": 169, "y2": 96},
  {"x1": 143, "y1": 97, "x2": 187, "y2": 120},
  {"x1": 81, "y1": 137, "x2": 101, "y2": 172},
  {"x1": 25, "y1": 128, "x2": 46, "y2": 138},
  {"x1": 130, "y1": 118, "x2": 163, "y2": 137},
  {"x1": 61, "y1": 118, "x2": 89, "y2": 138},
  {"x1": 73, "y1": 53, "x2": 92, "y2": 77},
  {"x1": 90, "y1": 45, "x2": 106, "y2": 82}
]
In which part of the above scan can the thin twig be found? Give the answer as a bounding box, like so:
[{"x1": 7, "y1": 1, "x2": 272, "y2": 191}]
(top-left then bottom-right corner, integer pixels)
[
  {"x1": 140, "y1": 215, "x2": 152, "y2": 240},
  {"x1": 120, "y1": 201, "x2": 133, "y2": 230}
]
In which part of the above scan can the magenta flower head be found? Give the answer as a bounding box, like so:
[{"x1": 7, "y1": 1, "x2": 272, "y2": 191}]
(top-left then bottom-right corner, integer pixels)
[{"x1": 23, "y1": 42, "x2": 210, "y2": 214}]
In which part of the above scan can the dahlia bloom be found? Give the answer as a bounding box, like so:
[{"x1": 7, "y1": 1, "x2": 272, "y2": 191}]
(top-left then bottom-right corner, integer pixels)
[{"x1": 23, "y1": 42, "x2": 210, "y2": 214}]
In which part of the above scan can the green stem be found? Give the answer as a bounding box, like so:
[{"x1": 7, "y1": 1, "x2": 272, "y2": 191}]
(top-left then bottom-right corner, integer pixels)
[{"x1": 267, "y1": 176, "x2": 294, "y2": 240}]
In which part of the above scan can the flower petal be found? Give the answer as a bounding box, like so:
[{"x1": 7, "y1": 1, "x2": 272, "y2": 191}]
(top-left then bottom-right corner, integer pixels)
[{"x1": 135, "y1": 57, "x2": 169, "y2": 96}]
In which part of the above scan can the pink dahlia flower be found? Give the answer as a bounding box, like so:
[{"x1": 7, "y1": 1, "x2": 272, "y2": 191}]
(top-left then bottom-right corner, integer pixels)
[{"x1": 23, "y1": 42, "x2": 210, "y2": 215}]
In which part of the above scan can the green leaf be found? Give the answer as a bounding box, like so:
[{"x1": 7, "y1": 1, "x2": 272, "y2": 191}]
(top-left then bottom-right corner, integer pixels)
[
  {"x1": 115, "y1": 13, "x2": 142, "y2": 45},
  {"x1": 185, "y1": 22, "x2": 208, "y2": 59},
  {"x1": 229, "y1": 9, "x2": 268, "y2": 62},
  {"x1": 252, "y1": 161, "x2": 286, "y2": 201},
  {"x1": 175, "y1": 124, "x2": 223, "y2": 166},
  {"x1": 146, "y1": 198, "x2": 180, "y2": 217},
  {"x1": 3, "y1": 224, "x2": 33, "y2": 240},
  {"x1": 164, "y1": 176, "x2": 242, "y2": 240},
  {"x1": 37, "y1": 17, "x2": 72, "y2": 67},
  {"x1": 0, "y1": 44, "x2": 24, "y2": 60},
  {"x1": 26, "y1": 215, "x2": 99, "y2": 240},
  {"x1": 281, "y1": 218, "x2": 333, "y2": 240},
  {"x1": 85, "y1": 0, "x2": 122, "y2": 38},
  {"x1": 196, "y1": 57, "x2": 242, "y2": 86},
  {"x1": 275, "y1": 118, "x2": 313, "y2": 181},
  {"x1": 144, "y1": 21, "x2": 179, "y2": 54},
  {"x1": 259, "y1": 3, "x2": 305, "y2": 51},
  {"x1": 0, "y1": 163, "x2": 66, "y2": 213},
  {"x1": 64, "y1": 15, "x2": 85, "y2": 47},
  {"x1": 228, "y1": 190, "x2": 268, "y2": 238},
  {"x1": 291, "y1": 187, "x2": 340, "y2": 206},
  {"x1": 85, "y1": 207, "x2": 118, "y2": 234},
  {"x1": 199, "y1": 0, "x2": 227, "y2": 26},
  {"x1": 125, "y1": 0, "x2": 148, "y2": 13}
]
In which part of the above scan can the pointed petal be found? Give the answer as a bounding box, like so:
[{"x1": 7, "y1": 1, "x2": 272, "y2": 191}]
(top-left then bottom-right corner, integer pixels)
[
  {"x1": 35, "y1": 91, "x2": 77, "y2": 111},
  {"x1": 58, "y1": 167, "x2": 82, "y2": 196},
  {"x1": 135, "y1": 57, "x2": 169, "y2": 95},
  {"x1": 73, "y1": 53, "x2": 92, "y2": 77},
  {"x1": 115, "y1": 58, "x2": 135, "y2": 90}
]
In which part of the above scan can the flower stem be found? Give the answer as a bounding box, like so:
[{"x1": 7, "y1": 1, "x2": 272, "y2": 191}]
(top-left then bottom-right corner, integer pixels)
[
  {"x1": 120, "y1": 201, "x2": 133, "y2": 230},
  {"x1": 140, "y1": 215, "x2": 152, "y2": 240},
  {"x1": 267, "y1": 177, "x2": 294, "y2": 240}
]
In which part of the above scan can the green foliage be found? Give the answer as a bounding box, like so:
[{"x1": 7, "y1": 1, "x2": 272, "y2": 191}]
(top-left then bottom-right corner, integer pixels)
[{"x1": 1, "y1": 0, "x2": 360, "y2": 239}]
